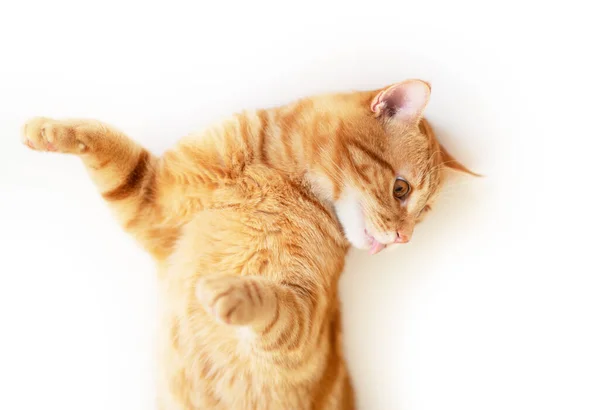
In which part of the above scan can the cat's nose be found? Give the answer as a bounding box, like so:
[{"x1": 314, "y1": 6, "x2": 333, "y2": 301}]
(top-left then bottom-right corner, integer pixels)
[{"x1": 394, "y1": 232, "x2": 411, "y2": 243}]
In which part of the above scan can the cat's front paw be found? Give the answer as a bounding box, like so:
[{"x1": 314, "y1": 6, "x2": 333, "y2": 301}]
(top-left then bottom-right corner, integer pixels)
[
  {"x1": 196, "y1": 275, "x2": 272, "y2": 326},
  {"x1": 22, "y1": 117, "x2": 87, "y2": 154}
]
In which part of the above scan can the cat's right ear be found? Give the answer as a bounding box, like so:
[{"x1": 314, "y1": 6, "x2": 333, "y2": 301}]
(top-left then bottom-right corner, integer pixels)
[{"x1": 371, "y1": 79, "x2": 431, "y2": 123}]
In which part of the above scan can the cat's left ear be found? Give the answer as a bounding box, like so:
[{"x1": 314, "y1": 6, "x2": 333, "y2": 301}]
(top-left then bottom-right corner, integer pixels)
[
  {"x1": 371, "y1": 79, "x2": 431, "y2": 123},
  {"x1": 439, "y1": 143, "x2": 480, "y2": 177}
]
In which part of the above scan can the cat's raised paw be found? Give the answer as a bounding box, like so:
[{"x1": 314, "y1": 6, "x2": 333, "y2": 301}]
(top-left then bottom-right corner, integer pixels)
[
  {"x1": 22, "y1": 117, "x2": 87, "y2": 154},
  {"x1": 196, "y1": 275, "x2": 270, "y2": 326}
]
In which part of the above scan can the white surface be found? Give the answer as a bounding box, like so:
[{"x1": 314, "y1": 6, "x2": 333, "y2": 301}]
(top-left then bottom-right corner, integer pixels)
[{"x1": 1, "y1": 1, "x2": 598, "y2": 409}]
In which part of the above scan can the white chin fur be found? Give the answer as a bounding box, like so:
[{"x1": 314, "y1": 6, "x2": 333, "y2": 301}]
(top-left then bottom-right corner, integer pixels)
[{"x1": 334, "y1": 191, "x2": 369, "y2": 249}]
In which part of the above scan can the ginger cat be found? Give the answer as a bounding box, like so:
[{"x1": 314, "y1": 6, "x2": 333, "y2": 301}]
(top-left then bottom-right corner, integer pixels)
[{"x1": 21, "y1": 79, "x2": 472, "y2": 409}]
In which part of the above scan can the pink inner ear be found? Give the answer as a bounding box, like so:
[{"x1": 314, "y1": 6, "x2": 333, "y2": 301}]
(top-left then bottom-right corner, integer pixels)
[{"x1": 371, "y1": 80, "x2": 431, "y2": 122}]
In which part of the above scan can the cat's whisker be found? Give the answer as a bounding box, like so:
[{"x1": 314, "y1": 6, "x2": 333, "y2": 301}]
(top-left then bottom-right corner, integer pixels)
[
  {"x1": 440, "y1": 182, "x2": 477, "y2": 196},
  {"x1": 417, "y1": 149, "x2": 443, "y2": 181},
  {"x1": 417, "y1": 159, "x2": 460, "y2": 186}
]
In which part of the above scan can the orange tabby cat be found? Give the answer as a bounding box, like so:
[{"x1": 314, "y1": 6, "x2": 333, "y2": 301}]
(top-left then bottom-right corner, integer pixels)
[{"x1": 21, "y1": 79, "x2": 472, "y2": 409}]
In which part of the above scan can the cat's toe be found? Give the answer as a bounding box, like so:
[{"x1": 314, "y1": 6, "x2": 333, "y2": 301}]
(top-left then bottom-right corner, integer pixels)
[
  {"x1": 21, "y1": 117, "x2": 86, "y2": 154},
  {"x1": 22, "y1": 117, "x2": 50, "y2": 151}
]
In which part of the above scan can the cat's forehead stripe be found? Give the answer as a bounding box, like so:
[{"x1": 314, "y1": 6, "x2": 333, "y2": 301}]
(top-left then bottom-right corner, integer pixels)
[{"x1": 347, "y1": 138, "x2": 394, "y2": 174}]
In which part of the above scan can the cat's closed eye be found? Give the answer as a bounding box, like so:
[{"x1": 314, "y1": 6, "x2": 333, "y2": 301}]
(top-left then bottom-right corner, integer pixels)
[{"x1": 393, "y1": 178, "x2": 411, "y2": 200}]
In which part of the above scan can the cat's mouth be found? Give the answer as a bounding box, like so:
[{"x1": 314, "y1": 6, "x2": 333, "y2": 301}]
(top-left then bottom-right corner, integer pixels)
[{"x1": 365, "y1": 230, "x2": 387, "y2": 255}]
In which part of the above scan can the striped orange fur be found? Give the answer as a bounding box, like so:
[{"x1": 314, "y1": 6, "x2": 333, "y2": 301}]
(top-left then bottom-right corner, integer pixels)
[{"x1": 21, "y1": 79, "x2": 472, "y2": 409}]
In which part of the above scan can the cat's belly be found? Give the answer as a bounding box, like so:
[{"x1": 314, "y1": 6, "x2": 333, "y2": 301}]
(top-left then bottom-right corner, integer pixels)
[{"x1": 154, "y1": 166, "x2": 351, "y2": 409}]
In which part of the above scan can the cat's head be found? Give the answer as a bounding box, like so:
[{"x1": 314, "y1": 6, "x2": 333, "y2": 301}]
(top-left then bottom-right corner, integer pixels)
[{"x1": 310, "y1": 79, "x2": 475, "y2": 254}]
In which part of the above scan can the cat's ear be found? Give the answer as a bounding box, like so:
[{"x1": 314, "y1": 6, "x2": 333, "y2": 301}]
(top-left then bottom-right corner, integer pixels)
[
  {"x1": 439, "y1": 143, "x2": 480, "y2": 177},
  {"x1": 371, "y1": 79, "x2": 431, "y2": 123}
]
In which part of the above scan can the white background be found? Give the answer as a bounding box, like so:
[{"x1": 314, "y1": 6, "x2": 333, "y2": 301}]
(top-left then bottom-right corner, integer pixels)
[{"x1": 1, "y1": 1, "x2": 598, "y2": 409}]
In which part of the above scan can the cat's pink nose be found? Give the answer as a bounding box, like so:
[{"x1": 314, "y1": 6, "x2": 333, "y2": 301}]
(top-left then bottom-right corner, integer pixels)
[{"x1": 394, "y1": 232, "x2": 411, "y2": 243}]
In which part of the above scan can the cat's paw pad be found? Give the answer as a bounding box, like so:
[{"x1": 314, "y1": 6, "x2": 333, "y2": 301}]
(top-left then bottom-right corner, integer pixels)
[
  {"x1": 22, "y1": 117, "x2": 87, "y2": 154},
  {"x1": 196, "y1": 275, "x2": 267, "y2": 326}
]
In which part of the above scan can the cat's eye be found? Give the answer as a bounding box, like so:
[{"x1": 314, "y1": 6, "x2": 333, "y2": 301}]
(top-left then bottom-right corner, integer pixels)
[{"x1": 393, "y1": 178, "x2": 411, "y2": 200}]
